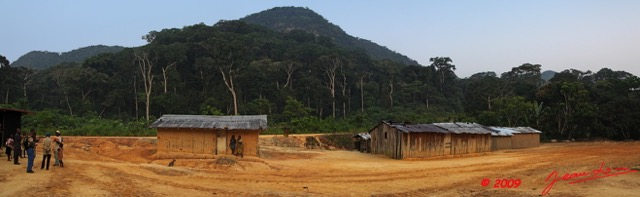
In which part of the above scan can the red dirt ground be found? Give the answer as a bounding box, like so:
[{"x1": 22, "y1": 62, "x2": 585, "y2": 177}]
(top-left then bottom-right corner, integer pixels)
[{"x1": 0, "y1": 135, "x2": 638, "y2": 196}]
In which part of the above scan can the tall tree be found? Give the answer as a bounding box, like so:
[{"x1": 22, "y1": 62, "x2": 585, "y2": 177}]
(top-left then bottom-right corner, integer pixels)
[
  {"x1": 319, "y1": 55, "x2": 342, "y2": 118},
  {"x1": 501, "y1": 63, "x2": 543, "y2": 99},
  {"x1": 429, "y1": 57, "x2": 456, "y2": 91},
  {"x1": 0, "y1": 55, "x2": 9, "y2": 68},
  {"x1": 135, "y1": 51, "x2": 154, "y2": 121}
]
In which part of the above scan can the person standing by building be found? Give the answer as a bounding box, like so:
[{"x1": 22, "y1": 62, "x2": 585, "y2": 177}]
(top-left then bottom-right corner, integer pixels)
[
  {"x1": 53, "y1": 130, "x2": 62, "y2": 166},
  {"x1": 21, "y1": 131, "x2": 27, "y2": 158},
  {"x1": 13, "y1": 129, "x2": 21, "y2": 165},
  {"x1": 40, "y1": 132, "x2": 52, "y2": 170},
  {"x1": 236, "y1": 136, "x2": 244, "y2": 158},
  {"x1": 26, "y1": 130, "x2": 36, "y2": 173},
  {"x1": 229, "y1": 135, "x2": 237, "y2": 155},
  {"x1": 5, "y1": 136, "x2": 13, "y2": 161}
]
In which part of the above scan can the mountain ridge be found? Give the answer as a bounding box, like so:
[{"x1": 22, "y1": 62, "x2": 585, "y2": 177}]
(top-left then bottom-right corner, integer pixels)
[
  {"x1": 11, "y1": 45, "x2": 125, "y2": 69},
  {"x1": 240, "y1": 7, "x2": 419, "y2": 65}
]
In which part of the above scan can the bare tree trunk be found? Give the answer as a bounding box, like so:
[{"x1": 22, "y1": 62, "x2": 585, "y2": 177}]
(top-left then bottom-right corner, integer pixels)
[
  {"x1": 134, "y1": 75, "x2": 139, "y2": 120},
  {"x1": 323, "y1": 57, "x2": 339, "y2": 118},
  {"x1": 64, "y1": 93, "x2": 73, "y2": 116},
  {"x1": 220, "y1": 65, "x2": 239, "y2": 115},
  {"x1": 21, "y1": 70, "x2": 34, "y2": 101},
  {"x1": 161, "y1": 62, "x2": 176, "y2": 94},
  {"x1": 283, "y1": 62, "x2": 297, "y2": 89},
  {"x1": 340, "y1": 66, "x2": 347, "y2": 118},
  {"x1": 4, "y1": 89, "x2": 9, "y2": 104},
  {"x1": 484, "y1": 96, "x2": 494, "y2": 111},
  {"x1": 135, "y1": 52, "x2": 154, "y2": 121}
]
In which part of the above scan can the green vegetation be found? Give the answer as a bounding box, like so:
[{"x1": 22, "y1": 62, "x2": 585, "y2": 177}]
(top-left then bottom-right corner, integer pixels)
[
  {"x1": 1, "y1": 7, "x2": 639, "y2": 141},
  {"x1": 19, "y1": 109, "x2": 154, "y2": 136}
]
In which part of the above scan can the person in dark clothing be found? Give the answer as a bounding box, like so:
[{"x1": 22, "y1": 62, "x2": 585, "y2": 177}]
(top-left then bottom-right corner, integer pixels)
[
  {"x1": 26, "y1": 130, "x2": 36, "y2": 173},
  {"x1": 13, "y1": 129, "x2": 21, "y2": 165},
  {"x1": 229, "y1": 135, "x2": 237, "y2": 155}
]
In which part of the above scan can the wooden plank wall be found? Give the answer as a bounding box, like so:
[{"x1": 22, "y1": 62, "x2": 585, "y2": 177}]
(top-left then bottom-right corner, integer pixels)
[
  {"x1": 511, "y1": 133, "x2": 540, "y2": 149},
  {"x1": 370, "y1": 123, "x2": 399, "y2": 159},
  {"x1": 451, "y1": 134, "x2": 491, "y2": 155},
  {"x1": 491, "y1": 136, "x2": 512, "y2": 151},
  {"x1": 402, "y1": 132, "x2": 446, "y2": 158}
]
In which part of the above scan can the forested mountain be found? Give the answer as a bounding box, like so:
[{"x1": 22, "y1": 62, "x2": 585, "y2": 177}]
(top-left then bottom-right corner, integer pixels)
[
  {"x1": 0, "y1": 7, "x2": 639, "y2": 141},
  {"x1": 11, "y1": 45, "x2": 125, "y2": 69},
  {"x1": 541, "y1": 70, "x2": 556, "y2": 81},
  {"x1": 241, "y1": 7, "x2": 419, "y2": 65}
]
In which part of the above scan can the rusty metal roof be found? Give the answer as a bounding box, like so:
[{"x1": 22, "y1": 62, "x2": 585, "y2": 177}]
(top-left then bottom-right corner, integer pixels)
[
  {"x1": 391, "y1": 123, "x2": 450, "y2": 134},
  {"x1": 149, "y1": 114, "x2": 267, "y2": 130},
  {"x1": 432, "y1": 122, "x2": 493, "y2": 134}
]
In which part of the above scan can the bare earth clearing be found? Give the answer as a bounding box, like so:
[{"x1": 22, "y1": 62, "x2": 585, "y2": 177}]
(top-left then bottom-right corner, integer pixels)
[{"x1": 0, "y1": 135, "x2": 639, "y2": 197}]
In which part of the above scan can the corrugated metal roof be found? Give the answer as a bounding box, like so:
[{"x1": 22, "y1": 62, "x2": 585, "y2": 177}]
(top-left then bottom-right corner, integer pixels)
[
  {"x1": 149, "y1": 114, "x2": 267, "y2": 130},
  {"x1": 488, "y1": 126, "x2": 542, "y2": 136},
  {"x1": 511, "y1": 127, "x2": 542, "y2": 134},
  {"x1": 432, "y1": 122, "x2": 493, "y2": 134},
  {"x1": 392, "y1": 123, "x2": 450, "y2": 134},
  {"x1": 488, "y1": 127, "x2": 517, "y2": 136},
  {"x1": 354, "y1": 133, "x2": 371, "y2": 140}
]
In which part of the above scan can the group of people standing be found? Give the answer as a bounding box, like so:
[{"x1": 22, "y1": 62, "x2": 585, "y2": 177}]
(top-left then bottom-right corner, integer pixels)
[
  {"x1": 229, "y1": 135, "x2": 244, "y2": 158},
  {"x1": 4, "y1": 128, "x2": 64, "y2": 173}
]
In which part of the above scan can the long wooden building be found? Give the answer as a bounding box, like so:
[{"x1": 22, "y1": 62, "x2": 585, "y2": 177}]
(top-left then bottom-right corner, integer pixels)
[
  {"x1": 369, "y1": 122, "x2": 492, "y2": 159},
  {"x1": 150, "y1": 115, "x2": 267, "y2": 157}
]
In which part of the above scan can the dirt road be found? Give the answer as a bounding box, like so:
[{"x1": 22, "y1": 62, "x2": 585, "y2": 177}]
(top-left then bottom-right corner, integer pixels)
[{"x1": 0, "y1": 136, "x2": 638, "y2": 196}]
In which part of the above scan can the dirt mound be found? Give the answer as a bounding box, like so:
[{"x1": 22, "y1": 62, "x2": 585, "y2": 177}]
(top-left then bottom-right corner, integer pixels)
[
  {"x1": 260, "y1": 135, "x2": 306, "y2": 148},
  {"x1": 65, "y1": 137, "x2": 157, "y2": 163},
  {"x1": 260, "y1": 134, "x2": 354, "y2": 150}
]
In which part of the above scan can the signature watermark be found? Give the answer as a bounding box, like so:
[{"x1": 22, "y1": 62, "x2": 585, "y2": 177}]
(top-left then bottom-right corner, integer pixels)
[
  {"x1": 480, "y1": 178, "x2": 521, "y2": 188},
  {"x1": 541, "y1": 162, "x2": 638, "y2": 196}
]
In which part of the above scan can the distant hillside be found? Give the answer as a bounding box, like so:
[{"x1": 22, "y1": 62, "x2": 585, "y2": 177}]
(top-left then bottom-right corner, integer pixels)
[
  {"x1": 241, "y1": 7, "x2": 419, "y2": 65},
  {"x1": 541, "y1": 70, "x2": 557, "y2": 81},
  {"x1": 11, "y1": 45, "x2": 125, "y2": 69}
]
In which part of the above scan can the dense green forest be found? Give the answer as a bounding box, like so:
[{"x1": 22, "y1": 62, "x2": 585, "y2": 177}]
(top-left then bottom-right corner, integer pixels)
[{"x1": 1, "y1": 7, "x2": 639, "y2": 140}]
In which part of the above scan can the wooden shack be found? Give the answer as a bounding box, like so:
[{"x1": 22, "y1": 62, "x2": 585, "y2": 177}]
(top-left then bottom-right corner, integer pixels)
[
  {"x1": 509, "y1": 127, "x2": 541, "y2": 149},
  {"x1": 432, "y1": 123, "x2": 492, "y2": 155},
  {"x1": 353, "y1": 133, "x2": 371, "y2": 153},
  {"x1": 489, "y1": 127, "x2": 514, "y2": 151},
  {"x1": 0, "y1": 108, "x2": 31, "y2": 145},
  {"x1": 369, "y1": 122, "x2": 492, "y2": 159},
  {"x1": 150, "y1": 115, "x2": 267, "y2": 157},
  {"x1": 489, "y1": 127, "x2": 541, "y2": 150}
]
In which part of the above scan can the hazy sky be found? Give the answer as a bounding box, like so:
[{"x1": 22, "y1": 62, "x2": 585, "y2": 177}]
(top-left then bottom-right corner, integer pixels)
[{"x1": 2, "y1": 1, "x2": 639, "y2": 77}]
